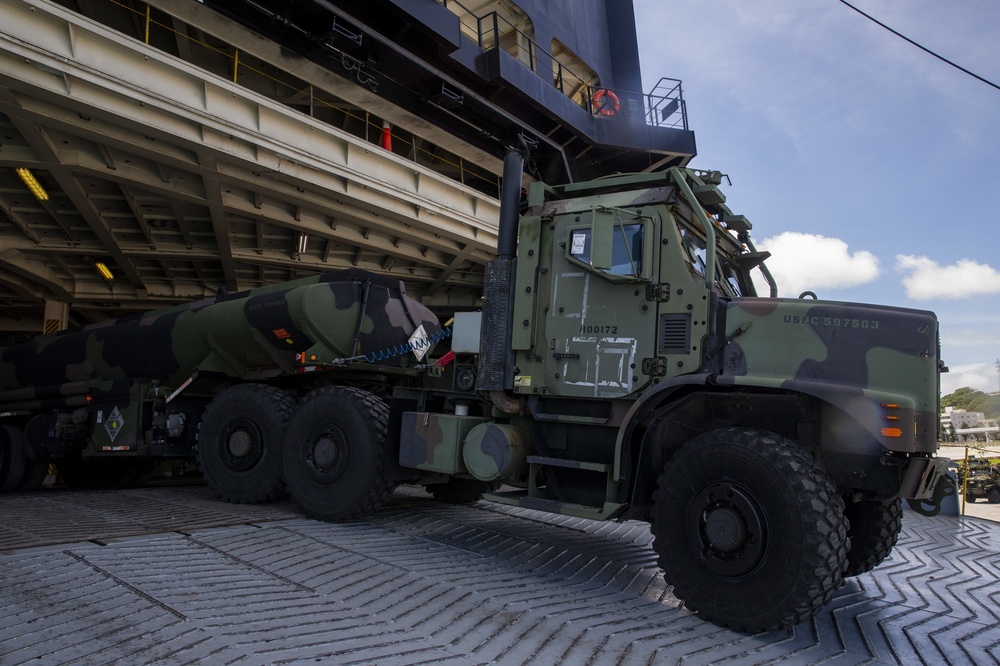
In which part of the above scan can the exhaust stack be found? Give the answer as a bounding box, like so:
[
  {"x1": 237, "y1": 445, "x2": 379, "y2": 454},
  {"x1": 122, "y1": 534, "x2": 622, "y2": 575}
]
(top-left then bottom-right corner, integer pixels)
[{"x1": 477, "y1": 144, "x2": 527, "y2": 392}]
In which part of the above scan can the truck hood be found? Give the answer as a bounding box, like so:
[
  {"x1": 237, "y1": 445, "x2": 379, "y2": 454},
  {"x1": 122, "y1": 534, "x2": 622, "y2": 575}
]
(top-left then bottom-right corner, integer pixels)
[{"x1": 717, "y1": 298, "x2": 940, "y2": 454}]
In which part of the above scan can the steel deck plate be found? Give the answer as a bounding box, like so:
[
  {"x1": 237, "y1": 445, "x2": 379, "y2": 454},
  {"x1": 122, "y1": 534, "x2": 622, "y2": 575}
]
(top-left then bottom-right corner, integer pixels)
[{"x1": 1, "y1": 485, "x2": 998, "y2": 665}]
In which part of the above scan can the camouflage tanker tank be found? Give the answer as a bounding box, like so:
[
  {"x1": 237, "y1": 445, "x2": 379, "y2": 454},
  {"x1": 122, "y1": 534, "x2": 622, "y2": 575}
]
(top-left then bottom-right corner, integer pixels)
[
  {"x1": 0, "y1": 268, "x2": 442, "y2": 496},
  {"x1": 0, "y1": 268, "x2": 441, "y2": 395}
]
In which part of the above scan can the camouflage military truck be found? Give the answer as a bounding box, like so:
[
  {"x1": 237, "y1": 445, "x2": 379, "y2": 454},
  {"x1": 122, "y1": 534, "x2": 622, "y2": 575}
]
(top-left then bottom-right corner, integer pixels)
[
  {"x1": 0, "y1": 146, "x2": 950, "y2": 632},
  {"x1": 962, "y1": 460, "x2": 1000, "y2": 503}
]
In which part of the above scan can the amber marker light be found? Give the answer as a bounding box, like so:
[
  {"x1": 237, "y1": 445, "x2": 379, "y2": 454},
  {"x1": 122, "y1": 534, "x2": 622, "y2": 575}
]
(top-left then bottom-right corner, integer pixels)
[
  {"x1": 15, "y1": 167, "x2": 49, "y2": 201},
  {"x1": 94, "y1": 261, "x2": 114, "y2": 281},
  {"x1": 880, "y1": 403, "x2": 904, "y2": 437}
]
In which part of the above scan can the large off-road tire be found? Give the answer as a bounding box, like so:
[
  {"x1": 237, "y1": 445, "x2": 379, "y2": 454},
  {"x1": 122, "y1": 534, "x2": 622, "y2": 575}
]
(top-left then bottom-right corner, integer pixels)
[
  {"x1": 843, "y1": 497, "x2": 902, "y2": 577},
  {"x1": 651, "y1": 428, "x2": 848, "y2": 632},
  {"x1": 282, "y1": 386, "x2": 394, "y2": 521},
  {"x1": 988, "y1": 487, "x2": 1000, "y2": 504},
  {"x1": 0, "y1": 426, "x2": 27, "y2": 492},
  {"x1": 19, "y1": 460, "x2": 48, "y2": 491},
  {"x1": 426, "y1": 478, "x2": 499, "y2": 504},
  {"x1": 198, "y1": 384, "x2": 295, "y2": 503}
]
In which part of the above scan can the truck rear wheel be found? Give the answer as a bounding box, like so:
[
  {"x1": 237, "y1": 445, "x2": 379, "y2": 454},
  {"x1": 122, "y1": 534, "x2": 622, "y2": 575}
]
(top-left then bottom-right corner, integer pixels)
[
  {"x1": 199, "y1": 384, "x2": 294, "y2": 503},
  {"x1": 651, "y1": 428, "x2": 848, "y2": 632},
  {"x1": 282, "y1": 386, "x2": 394, "y2": 521},
  {"x1": 988, "y1": 487, "x2": 1000, "y2": 504},
  {"x1": 843, "y1": 497, "x2": 902, "y2": 576},
  {"x1": 0, "y1": 425, "x2": 27, "y2": 492}
]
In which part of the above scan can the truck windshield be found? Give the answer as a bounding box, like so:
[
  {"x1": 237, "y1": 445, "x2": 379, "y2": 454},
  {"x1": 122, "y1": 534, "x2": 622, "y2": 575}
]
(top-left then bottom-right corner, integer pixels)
[{"x1": 679, "y1": 227, "x2": 750, "y2": 297}]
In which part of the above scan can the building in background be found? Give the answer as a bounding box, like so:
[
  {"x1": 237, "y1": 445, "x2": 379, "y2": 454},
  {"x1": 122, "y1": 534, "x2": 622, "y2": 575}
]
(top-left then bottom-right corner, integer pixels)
[{"x1": 942, "y1": 407, "x2": 1000, "y2": 443}]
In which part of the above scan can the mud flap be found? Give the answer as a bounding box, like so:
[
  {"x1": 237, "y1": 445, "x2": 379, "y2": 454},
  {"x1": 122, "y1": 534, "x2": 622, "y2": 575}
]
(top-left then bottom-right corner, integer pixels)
[{"x1": 906, "y1": 471, "x2": 959, "y2": 517}]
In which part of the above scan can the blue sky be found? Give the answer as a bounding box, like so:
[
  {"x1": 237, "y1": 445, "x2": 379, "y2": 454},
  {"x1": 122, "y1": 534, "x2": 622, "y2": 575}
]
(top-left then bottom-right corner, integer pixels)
[{"x1": 634, "y1": 0, "x2": 1000, "y2": 396}]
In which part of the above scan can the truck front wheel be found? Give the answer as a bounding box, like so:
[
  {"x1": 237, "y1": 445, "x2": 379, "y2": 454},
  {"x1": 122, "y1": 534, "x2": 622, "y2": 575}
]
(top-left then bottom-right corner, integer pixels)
[
  {"x1": 282, "y1": 387, "x2": 394, "y2": 521},
  {"x1": 199, "y1": 384, "x2": 294, "y2": 503},
  {"x1": 988, "y1": 487, "x2": 1000, "y2": 504},
  {"x1": 651, "y1": 428, "x2": 848, "y2": 632}
]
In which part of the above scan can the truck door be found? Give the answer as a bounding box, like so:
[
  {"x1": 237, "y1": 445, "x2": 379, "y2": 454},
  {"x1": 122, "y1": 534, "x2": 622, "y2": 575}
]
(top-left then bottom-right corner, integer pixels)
[{"x1": 542, "y1": 206, "x2": 657, "y2": 399}]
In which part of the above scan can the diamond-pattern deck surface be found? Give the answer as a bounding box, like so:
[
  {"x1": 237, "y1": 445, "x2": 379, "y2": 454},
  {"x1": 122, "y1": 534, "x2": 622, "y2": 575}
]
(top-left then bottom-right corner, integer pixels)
[{"x1": 1, "y1": 484, "x2": 998, "y2": 664}]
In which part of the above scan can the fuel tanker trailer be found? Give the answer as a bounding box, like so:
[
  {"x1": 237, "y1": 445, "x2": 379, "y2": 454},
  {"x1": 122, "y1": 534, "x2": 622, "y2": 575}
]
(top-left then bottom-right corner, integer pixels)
[{"x1": 0, "y1": 269, "x2": 441, "y2": 500}]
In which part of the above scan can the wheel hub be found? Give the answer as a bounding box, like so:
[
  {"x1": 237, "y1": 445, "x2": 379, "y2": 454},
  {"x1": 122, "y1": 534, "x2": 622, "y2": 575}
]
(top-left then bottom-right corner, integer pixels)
[
  {"x1": 689, "y1": 482, "x2": 767, "y2": 578},
  {"x1": 703, "y1": 507, "x2": 746, "y2": 553},
  {"x1": 227, "y1": 430, "x2": 253, "y2": 458},
  {"x1": 221, "y1": 417, "x2": 263, "y2": 471},
  {"x1": 306, "y1": 426, "x2": 349, "y2": 480},
  {"x1": 312, "y1": 436, "x2": 342, "y2": 471}
]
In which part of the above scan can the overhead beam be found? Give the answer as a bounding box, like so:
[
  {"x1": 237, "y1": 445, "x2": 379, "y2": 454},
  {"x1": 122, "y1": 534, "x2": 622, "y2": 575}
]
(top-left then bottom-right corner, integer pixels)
[
  {"x1": 196, "y1": 154, "x2": 239, "y2": 290},
  {"x1": 4, "y1": 112, "x2": 146, "y2": 288},
  {"x1": 0, "y1": 249, "x2": 73, "y2": 300}
]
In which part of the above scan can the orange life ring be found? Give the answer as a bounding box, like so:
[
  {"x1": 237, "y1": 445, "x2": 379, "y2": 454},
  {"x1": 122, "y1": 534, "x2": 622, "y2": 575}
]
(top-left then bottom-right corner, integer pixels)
[{"x1": 592, "y1": 89, "x2": 620, "y2": 117}]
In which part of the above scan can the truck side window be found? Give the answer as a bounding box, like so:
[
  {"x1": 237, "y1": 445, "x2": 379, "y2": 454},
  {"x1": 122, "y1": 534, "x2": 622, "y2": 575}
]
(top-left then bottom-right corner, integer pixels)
[
  {"x1": 570, "y1": 223, "x2": 644, "y2": 277},
  {"x1": 680, "y1": 228, "x2": 708, "y2": 278},
  {"x1": 680, "y1": 227, "x2": 744, "y2": 297}
]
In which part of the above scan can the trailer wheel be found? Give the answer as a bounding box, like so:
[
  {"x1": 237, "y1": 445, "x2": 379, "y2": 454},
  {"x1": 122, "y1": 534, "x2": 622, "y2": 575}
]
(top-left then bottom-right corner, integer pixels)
[
  {"x1": 426, "y1": 478, "x2": 499, "y2": 504},
  {"x1": 0, "y1": 426, "x2": 27, "y2": 493},
  {"x1": 199, "y1": 384, "x2": 295, "y2": 503},
  {"x1": 19, "y1": 460, "x2": 48, "y2": 491},
  {"x1": 651, "y1": 428, "x2": 848, "y2": 632},
  {"x1": 988, "y1": 487, "x2": 1000, "y2": 504},
  {"x1": 282, "y1": 386, "x2": 394, "y2": 521},
  {"x1": 843, "y1": 497, "x2": 902, "y2": 576}
]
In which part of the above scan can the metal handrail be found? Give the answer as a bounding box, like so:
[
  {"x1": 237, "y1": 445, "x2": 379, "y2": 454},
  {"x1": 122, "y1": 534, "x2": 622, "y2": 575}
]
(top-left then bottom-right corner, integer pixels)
[{"x1": 440, "y1": 2, "x2": 686, "y2": 129}]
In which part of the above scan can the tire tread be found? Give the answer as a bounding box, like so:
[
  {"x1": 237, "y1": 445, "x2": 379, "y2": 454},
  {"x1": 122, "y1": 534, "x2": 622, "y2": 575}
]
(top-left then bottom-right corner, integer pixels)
[
  {"x1": 651, "y1": 427, "x2": 848, "y2": 632},
  {"x1": 199, "y1": 383, "x2": 295, "y2": 504}
]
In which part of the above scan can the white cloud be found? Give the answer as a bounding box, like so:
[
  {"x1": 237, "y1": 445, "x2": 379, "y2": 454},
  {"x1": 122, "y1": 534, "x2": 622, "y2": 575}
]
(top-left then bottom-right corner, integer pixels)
[
  {"x1": 896, "y1": 255, "x2": 1000, "y2": 300},
  {"x1": 752, "y1": 232, "x2": 879, "y2": 297},
  {"x1": 941, "y1": 322, "x2": 1000, "y2": 348},
  {"x1": 940, "y1": 362, "x2": 999, "y2": 396}
]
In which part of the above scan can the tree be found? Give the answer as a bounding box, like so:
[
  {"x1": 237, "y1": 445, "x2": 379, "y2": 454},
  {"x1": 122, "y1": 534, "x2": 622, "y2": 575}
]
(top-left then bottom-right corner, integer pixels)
[{"x1": 942, "y1": 387, "x2": 1000, "y2": 420}]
